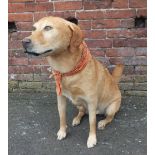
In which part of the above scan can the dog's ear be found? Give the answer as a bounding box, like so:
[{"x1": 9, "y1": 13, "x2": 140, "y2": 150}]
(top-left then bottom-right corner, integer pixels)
[
  {"x1": 65, "y1": 17, "x2": 78, "y2": 25},
  {"x1": 67, "y1": 22, "x2": 83, "y2": 53}
]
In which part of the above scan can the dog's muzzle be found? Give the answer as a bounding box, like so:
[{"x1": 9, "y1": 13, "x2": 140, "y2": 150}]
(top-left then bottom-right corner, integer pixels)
[
  {"x1": 24, "y1": 49, "x2": 53, "y2": 56},
  {"x1": 22, "y1": 38, "x2": 52, "y2": 56},
  {"x1": 22, "y1": 37, "x2": 31, "y2": 49}
]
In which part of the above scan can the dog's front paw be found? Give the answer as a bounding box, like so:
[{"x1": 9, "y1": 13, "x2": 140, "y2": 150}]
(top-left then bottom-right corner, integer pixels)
[
  {"x1": 87, "y1": 135, "x2": 97, "y2": 148},
  {"x1": 57, "y1": 129, "x2": 67, "y2": 140}
]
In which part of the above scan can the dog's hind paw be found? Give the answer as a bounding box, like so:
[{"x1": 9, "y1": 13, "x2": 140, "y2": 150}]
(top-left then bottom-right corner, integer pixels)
[
  {"x1": 72, "y1": 117, "x2": 81, "y2": 126},
  {"x1": 57, "y1": 129, "x2": 67, "y2": 140},
  {"x1": 98, "y1": 120, "x2": 107, "y2": 130}
]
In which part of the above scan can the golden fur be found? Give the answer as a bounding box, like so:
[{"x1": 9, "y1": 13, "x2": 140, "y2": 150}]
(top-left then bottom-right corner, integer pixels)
[{"x1": 22, "y1": 16, "x2": 124, "y2": 148}]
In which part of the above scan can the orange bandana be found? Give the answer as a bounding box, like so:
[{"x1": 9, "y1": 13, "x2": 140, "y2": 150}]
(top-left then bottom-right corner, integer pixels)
[{"x1": 50, "y1": 42, "x2": 92, "y2": 95}]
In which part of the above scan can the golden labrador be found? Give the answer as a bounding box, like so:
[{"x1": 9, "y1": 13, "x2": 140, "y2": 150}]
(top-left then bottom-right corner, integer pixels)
[{"x1": 22, "y1": 16, "x2": 124, "y2": 148}]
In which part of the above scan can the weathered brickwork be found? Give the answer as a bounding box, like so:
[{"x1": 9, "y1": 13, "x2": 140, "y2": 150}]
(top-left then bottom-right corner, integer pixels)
[{"x1": 8, "y1": 0, "x2": 147, "y2": 96}]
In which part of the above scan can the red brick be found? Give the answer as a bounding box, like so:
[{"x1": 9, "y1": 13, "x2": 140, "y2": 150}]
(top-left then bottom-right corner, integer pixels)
[
  {"x1": 9, "y1": 0, "x2": 34, "y2": 2},
  {"x1": 8, "y1": 40, "x2": 22, "y2": 49},
  {"x1": 122, "y1": 57, "x2": 135, "y2": 66},
  {"x1": 8, "y1": 50, "x2": 13, "y2": 57},
  {"x1": 129, "y1": 0, "x2": 147, "y2": 8},
  {"x1": 9, "y1": 49, "x2": 27, "y2": 58},
  {"x1": 16, "y1": 22, "x2": 33, "y2": 31},
  {"x1": 83, "y1": 0, "x2": 112, "y2": 10},
  {"x1": 54, "y1": 1, "x2": 82, "y2": 11},
  {"x1": 41, "y1": 66, "x2": 51, "y2": 73},
  {"x1": 92, "y1": 19, "x2": 120, "y2": 29},
  {"x1": 8, "y1": 0, "x2": 147, "y2": 94},
  {"x1": 48, "y1": 11, "x2": 76, "y2": 20},
  {"x1": 9, "y1": 3, "x2": 53, "y2": 13},
  {"x1": 107, "y1": 29, "x2": 147, "y2": 38},
  {"x1": 112, "y1": 0, "x2": 128, "y2": 8},
  {"x1": 135, "y1": 29, "x2": 147, "y2": 38},
  {"x1": 86, "y1": 39, "x2": 112, "y2": 48},
  {"x1": 123, "y1": 56, "x2": 147, "y2": 65},
  {"x1": 109, "y1": 57, "x2": 123, "y2": 65},
  {"x1": 120, "y1": 19, "x2": 135, "y2": 28},
  {"x1": 9, "y1": 66, "x2": 33, "y2": 74},
  {"x1": 106, "y1": 48, "x2": 135, "y2": 57},
  {"x1": 113, "y1": 39, "x2": 147, "y2": 47},
  {"x1": 8, "y1": 33, "x2": 11, "y2": 41},
  {"x1": 11, "y1": 32, "x2": 31, "y2": 40},
  {"x1": 135, "y1": 48, "x2": 147, "y2": 56},
  {"x1": 24, "y1": 3, "x2": 35, "y2": 12},
  {"x1": 47, "y1": 11, "x2": 76, "y2": 19},
  {"x1": 83, "y1": 30, "x2": 106, "y2": 39},
  {"x1": 79, "y1": 20, "x2": 91, "y2": 30},
  {"x1": 47, "y1": 12, "x2": 64, "y2": 18},
  {"x1": 34, "y1": 12, "x2": 47, "y2": 21},
  {"x1": 90, "y1": 49, "x2": 105, "y2": 57},
  {"x1": 18, "y1": 32, "x2": 31, "y2": 40},
  {"x1": 96, "y1": 57, "x2": 111, "y2": 66},
  {"x1": 28, "y1": 58, "x2": 48, "y2": 65},
  {"x1": 9, "y1": 3, "x2": 25, "y2": 13},
  {"x1": 33, "y1": 66, "x2": 42, "y2": 73},
  {"x1": 137, "y1": 9, "x2": 147, "y2": 17},
  {"x1": 35, "y1": 2, "x2": 53, "y2": 12},
  {"x1": 63, "y1": 12, "x2": 76, "y2": 19},
  {"x1": 9, "y1": 57, "x2": 28, "y2": 65},
  {"x1": 77, "y1": 11, "x2": 104, "y2": 20},
  {"x1": 9, "y1": 13, "x2": 33, "y2": 22},
  {"x1": 105, "y1": 10, "x2": 136, "y2": 19},
  {"x1": 36, "y1": 0, "x2": 48, "y2": 2}
]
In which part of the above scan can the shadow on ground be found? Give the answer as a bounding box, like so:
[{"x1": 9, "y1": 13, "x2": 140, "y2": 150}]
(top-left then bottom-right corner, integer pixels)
[{"x1": 9, "y1": 92, "x2": 147, "y2": 155}]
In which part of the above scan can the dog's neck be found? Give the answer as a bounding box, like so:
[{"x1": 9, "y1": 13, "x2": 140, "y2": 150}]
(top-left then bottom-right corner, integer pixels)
[{"x1": 46, "y1": 46, "x2": 83, "y2": 73}]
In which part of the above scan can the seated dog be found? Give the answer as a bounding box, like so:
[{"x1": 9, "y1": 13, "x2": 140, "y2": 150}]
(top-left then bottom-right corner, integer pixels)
[{"x1": 22, "y1": 16, "x2": 124, "y2": 148}]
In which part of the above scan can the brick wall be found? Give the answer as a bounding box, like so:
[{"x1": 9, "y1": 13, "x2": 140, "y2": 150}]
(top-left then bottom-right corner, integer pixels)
[{"x1": 8, "y1": 0, "x2": 147, "y2": 96}]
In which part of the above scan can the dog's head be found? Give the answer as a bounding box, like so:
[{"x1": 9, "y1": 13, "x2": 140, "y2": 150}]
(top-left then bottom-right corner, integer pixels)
[{"x1": 22, "y1": 16, "x2": 83, "y2": 56}]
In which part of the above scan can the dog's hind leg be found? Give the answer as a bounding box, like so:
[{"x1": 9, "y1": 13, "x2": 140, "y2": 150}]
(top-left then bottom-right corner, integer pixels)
[
  {"x1": 98, "y1": 99, "x2": 121, "y2": 130},
  {"x1": 72, "y1": 105, "x2": 86, "y2": 126}
]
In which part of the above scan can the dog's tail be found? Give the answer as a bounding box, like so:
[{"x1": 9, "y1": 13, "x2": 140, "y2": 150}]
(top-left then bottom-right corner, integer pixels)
[{"x1": 112, "y1": 64, "x2": 124, "y2": 83}]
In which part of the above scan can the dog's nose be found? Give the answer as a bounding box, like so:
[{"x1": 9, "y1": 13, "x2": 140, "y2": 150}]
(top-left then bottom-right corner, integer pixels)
[{"x1": 22, "y1": 38, "x2": 31, "y2": 48}]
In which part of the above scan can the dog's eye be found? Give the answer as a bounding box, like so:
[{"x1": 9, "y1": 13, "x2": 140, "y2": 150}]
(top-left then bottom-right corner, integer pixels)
[
  {"x1": 44, "y1": 26, "x2": 53, "y2": 31},
  {"x1": 32, "y1": 26, "x2": 36, "y2": 31}
]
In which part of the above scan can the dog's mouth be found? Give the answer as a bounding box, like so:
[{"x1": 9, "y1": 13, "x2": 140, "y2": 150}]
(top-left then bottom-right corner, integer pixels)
[{"x1": 24, "y1": 49, "x2": 53, "y2": 56}]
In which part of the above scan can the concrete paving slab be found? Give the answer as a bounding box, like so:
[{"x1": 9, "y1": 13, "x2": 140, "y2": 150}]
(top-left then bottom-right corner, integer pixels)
[{"x1": 9, "y1": 93, "x2": 147, "y2": 155}]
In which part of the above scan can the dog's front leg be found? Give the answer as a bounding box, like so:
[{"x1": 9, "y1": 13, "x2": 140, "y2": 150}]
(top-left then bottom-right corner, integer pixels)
[
  {"x1": 57, "y1": 95, "x2": 67, "y2": 140},
  {"x1": 87, "y1": 102, "x2": 97, "y2": 148}
]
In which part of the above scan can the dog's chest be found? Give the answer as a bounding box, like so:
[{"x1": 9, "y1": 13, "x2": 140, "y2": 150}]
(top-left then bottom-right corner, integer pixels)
[
  {"x1": 63, "y1": 93, "x2": 75, "y2": 103},
  {"x1": 61, "y1": 80, "x2": 84, "y2": 102},
  {"x1": 63, "y1": 91, "x2": 80, "y2": 104},
  {"x1": 63, "y1": 91, "x2": 74, "y2": 103},
  {"x1": 62, "y1": 88, "x2": 86, "y2": 107}
]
